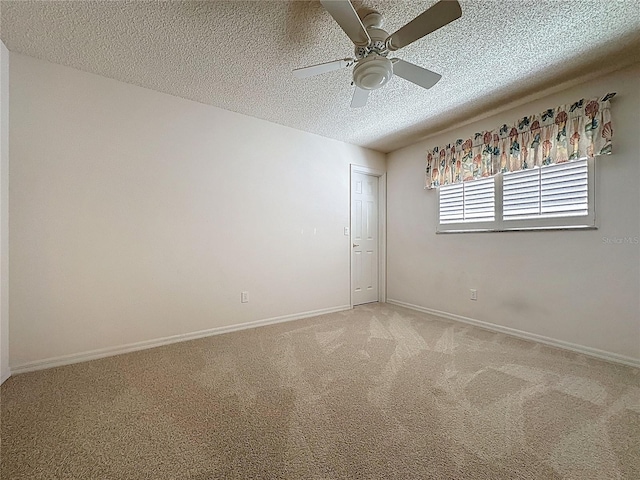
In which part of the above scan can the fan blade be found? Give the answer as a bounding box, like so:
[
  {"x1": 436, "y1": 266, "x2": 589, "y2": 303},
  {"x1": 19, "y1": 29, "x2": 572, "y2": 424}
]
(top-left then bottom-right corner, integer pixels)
[
  {"x1": 386, "y1": 0, "x2": 462, "y2": 51},
  {"x1": 321, "y1": 0, "x2": 371, "y2": 47},
  {"x1": 351, "y1": 86, "x2": 369, "y2": 108},
  {"x1": 293, "y1": 58, "x2": 355, "y2": 78},
  {"x1": 392, "y1": 59, "x2": 442, "y2": 89}
]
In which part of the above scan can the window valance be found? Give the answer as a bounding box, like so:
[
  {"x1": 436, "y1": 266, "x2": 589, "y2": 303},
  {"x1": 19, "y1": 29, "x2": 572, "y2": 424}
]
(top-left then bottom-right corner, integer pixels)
[{"x1": 425, "y1": 93, "x2": 615, "y2": 189}]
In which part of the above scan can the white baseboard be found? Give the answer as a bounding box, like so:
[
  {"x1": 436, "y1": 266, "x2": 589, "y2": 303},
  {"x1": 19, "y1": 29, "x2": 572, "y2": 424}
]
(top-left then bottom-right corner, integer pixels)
[
  {"x1": 10, "y1": 305, "x2": 352, "y2": 375},
  {"x1": 386, "y1": 299, "x2": 640, "y2": 369},
  {"x1": 1, "y1": 368, "x2": 10, "y2": 385}
]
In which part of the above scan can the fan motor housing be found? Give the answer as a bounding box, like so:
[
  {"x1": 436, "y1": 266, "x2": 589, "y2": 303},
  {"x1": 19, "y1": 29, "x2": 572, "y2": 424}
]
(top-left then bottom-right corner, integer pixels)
[
  {"x1": 355, "y1": 12, "x2": 390, "y2": 58},
  {"x1": 352, "y1": 55, "x2": 393, "y2": 90}
]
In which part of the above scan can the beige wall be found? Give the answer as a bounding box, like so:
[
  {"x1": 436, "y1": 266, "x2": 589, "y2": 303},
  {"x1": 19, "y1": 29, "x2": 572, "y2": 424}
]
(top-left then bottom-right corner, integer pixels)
[
  {"x1": 387, "y1": 63, "x2": 640, "y2": 362},
  {"x1": 0, "y1": 41, "x2": 9, "y2": 383},
  {"x1": 9, "y1": 53, "x2": 385, "y2": 368}
]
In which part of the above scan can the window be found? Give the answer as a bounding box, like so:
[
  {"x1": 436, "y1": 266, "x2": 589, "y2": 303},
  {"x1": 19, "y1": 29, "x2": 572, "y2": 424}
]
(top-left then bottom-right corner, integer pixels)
[{"x1": 437, "y1": 158, "x2": 595, "y2": 232}]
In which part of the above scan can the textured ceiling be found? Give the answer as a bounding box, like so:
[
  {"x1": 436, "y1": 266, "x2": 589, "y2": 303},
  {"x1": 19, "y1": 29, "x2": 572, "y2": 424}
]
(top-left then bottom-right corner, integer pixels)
[{"x1": 1, "y1": 0, "x2": 640, "y2": 153}]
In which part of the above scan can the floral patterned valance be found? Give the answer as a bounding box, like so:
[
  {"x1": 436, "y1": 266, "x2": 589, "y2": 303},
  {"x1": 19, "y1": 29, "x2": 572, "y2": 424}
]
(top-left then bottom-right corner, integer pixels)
[{"x1": 425, "y1": 93, "x2": 615, "y2": 189}]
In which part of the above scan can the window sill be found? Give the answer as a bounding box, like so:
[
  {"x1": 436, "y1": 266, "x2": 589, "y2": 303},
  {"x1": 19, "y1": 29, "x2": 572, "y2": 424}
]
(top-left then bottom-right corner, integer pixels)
[{"x1": 436, "y1": 225, "x2": 598, "y2": 234}]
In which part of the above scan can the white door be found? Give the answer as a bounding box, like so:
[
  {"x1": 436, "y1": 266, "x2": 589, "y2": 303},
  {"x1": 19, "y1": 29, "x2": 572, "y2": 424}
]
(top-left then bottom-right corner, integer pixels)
[{"x1": 351, "y1": 172, "x2": 378, "y2": 305}]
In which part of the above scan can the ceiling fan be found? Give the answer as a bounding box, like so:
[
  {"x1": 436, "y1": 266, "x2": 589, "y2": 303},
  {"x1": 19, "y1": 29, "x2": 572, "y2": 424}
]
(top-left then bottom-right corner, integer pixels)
[{"x1": 293, "y1": 0, "x2": 462, "y2": 108}]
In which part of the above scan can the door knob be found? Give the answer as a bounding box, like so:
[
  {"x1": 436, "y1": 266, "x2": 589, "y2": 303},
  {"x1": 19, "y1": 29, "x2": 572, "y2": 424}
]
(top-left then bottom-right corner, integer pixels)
[{"x1": 353, "y1": 244, "x2": 360, "y2": 247}]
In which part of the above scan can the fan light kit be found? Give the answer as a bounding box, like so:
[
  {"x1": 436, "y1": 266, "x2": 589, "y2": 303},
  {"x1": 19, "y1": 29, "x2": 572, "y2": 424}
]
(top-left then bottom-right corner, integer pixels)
[
  {"x1": 353, "y1": 56, "x2": 393, "y2": 90},
  {"x1": 293, "y1": 0, "x2": 462, "y2": 108}
]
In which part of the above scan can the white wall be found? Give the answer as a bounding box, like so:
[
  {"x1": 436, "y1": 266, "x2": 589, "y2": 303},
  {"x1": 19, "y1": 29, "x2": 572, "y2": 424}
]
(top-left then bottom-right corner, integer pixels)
[
  {"x1": 9, "y1": 53, "x2": 385, "y2": 368},
  {"x1": 0, "y1": 41, "x2": 9, "y2": 383},
  {"x1": 387, "y1": 63, "x2": 640, "y2": 363}
]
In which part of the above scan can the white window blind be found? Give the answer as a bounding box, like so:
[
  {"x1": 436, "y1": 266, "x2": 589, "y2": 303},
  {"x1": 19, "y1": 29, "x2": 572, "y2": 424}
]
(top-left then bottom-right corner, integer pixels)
[
  {"x1": 541, "y1": 161, "x2": 589, "y2": 217},
  {"x1": 465, "y1": 178, "x2": 495, "y2": 222},
  {"x1": 439, "y1": 183, "x2": 464, "y2": 223},
  {"x1": 439, "y1": 177, "x2": 495, "y2": 224},
  {"x1": 503, "y1": 160, "x2": 589, "y2": 221}
]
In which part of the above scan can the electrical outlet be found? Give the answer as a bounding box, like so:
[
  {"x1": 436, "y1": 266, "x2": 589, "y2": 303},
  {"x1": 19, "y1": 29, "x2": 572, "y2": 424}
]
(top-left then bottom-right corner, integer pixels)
[
  {"x1": 344, "y1": 227, "x2": 349, "y2": 236},
  {"x1": 470, "y1": 289, "x2": 477, "y2": 301},
  {"x1": 241, "y1": 291, "x2": 249, "y2": 303}
]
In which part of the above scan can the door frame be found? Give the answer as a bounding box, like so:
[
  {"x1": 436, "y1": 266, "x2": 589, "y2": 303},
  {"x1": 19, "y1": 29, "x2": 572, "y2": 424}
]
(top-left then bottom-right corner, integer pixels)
[{"x1": 350, "y1": 164, "x2": 386, "y2": 307}]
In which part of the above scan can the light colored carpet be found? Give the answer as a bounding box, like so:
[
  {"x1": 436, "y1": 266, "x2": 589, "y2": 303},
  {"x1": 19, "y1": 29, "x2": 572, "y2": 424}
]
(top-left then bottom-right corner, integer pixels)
[{"x1": 1, "y1": 303, "x2": 639, "y2": 479}]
